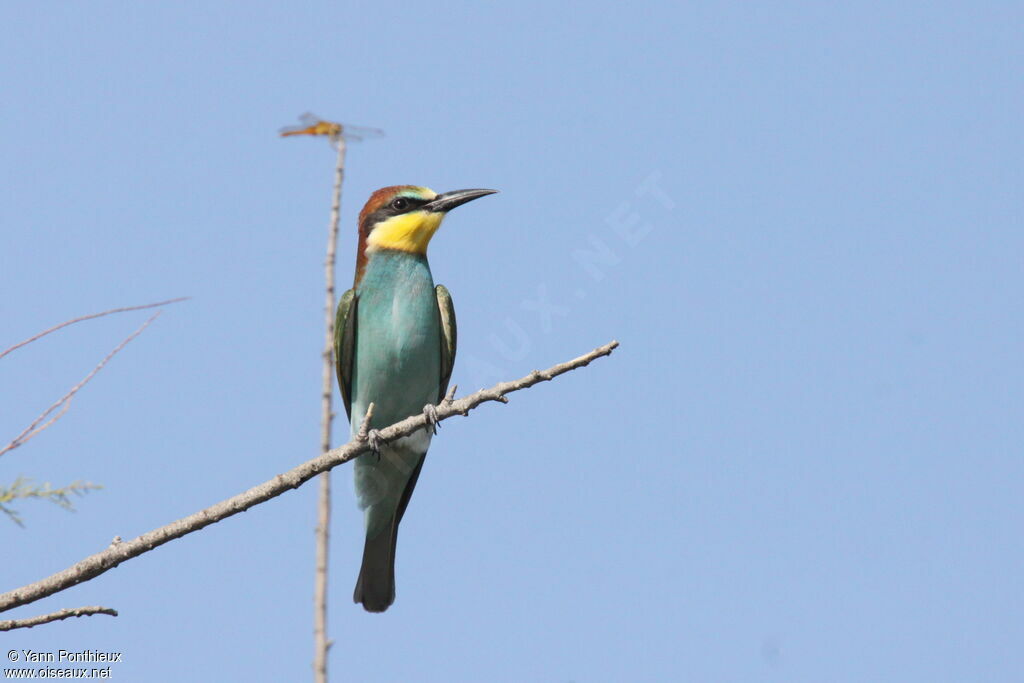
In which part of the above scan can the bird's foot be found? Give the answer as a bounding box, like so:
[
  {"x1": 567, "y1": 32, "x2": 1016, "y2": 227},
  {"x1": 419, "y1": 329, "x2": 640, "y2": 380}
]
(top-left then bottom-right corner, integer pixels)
[
  {"x1": 423, "y1": 403, "x2": 440, "y2": 435},
  {"x1": 367, "y1": 429, "x2": 383, "y2": 461}
]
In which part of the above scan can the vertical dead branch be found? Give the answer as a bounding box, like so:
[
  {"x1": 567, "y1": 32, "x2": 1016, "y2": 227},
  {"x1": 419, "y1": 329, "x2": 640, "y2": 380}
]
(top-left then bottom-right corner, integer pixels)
[
  {"x1": 314, "y1": 135, "x2": 346, "y2": 683},
  {"x1": 282, "y1": 114, "x2": 382, "y2": 680}
]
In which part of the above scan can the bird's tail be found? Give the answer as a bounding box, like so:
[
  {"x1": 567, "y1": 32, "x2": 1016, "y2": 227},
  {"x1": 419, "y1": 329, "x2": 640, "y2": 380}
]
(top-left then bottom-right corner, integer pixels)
[
  {"x1": 353, "y1": 453, "x2": 425, "y2": 612},
  {"x1": 353, "y1": 517, "x2": 398, "y2": 612}
]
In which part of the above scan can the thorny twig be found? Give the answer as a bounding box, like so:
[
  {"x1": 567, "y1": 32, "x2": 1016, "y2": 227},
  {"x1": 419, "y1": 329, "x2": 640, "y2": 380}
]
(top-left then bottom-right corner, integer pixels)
[
  {"x1": 0, "y1": 298, "x2": 188, "y2": 362},
  {"x1": 0, "y1": 313, "x2": 162, "y2": 459}
]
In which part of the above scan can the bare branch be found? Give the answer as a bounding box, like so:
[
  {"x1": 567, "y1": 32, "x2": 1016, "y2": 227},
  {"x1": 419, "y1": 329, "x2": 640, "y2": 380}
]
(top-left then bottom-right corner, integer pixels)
[
  {"x1": 0, "y1": 298, "x2": 188, "y2": 361},
  {"x1": 0, "y1": 313, "x2": 162, "y2": 459},
  {"x1": 0, "y1": 340, "x2": 618, "y2": 615},
  {"x1": 0, "y1": 606, "x2": 117, "y2": 631}
]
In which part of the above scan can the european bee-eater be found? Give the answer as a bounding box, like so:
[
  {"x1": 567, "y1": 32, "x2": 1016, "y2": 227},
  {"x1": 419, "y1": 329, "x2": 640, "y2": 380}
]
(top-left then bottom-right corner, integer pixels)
[{"x1": 335, "y1": 185, "x2": 497, "y2": 612}]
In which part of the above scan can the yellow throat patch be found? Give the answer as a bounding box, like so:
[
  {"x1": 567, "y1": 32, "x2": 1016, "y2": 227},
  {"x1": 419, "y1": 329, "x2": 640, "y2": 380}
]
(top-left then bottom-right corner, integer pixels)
[{"x1": 366, "y1": 210, "x2": 445, "y2": 254}]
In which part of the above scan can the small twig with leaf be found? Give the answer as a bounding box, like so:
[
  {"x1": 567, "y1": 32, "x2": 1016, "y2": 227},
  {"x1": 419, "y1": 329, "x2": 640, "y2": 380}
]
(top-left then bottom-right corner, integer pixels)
[{"x1": 0, "y1": 477, "x2": 102, "y2": 527}]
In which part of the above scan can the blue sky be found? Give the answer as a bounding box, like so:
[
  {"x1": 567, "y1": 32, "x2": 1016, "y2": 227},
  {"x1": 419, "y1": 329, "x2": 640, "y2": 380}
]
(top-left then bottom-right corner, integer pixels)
[{"x1": 2, "y1": 1, "x2": 1021, "y2": 681}]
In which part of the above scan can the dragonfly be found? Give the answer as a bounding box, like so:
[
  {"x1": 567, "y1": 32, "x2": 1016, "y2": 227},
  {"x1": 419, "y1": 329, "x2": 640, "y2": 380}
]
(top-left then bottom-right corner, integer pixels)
[{"x1": 279, "y1": 113, "x2": 384, "y2": 148}]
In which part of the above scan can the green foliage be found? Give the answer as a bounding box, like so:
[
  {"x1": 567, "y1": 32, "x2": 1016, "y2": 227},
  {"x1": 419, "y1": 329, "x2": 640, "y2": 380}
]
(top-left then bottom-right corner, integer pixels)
[{"x1": 0, "y1": 477, "x2": 102, "y2": 527}]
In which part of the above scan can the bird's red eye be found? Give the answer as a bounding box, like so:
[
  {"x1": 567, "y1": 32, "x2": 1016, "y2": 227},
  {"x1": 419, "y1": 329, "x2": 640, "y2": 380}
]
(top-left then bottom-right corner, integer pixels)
[{"x1": 391, "y1": 197, "x2": 410, "y2": 211}]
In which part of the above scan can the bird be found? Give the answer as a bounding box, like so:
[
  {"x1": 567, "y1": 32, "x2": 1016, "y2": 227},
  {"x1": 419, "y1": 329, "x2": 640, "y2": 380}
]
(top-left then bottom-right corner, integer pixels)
[{"x1": 335, "y1": 185, "x2": 497, "y2": 612}]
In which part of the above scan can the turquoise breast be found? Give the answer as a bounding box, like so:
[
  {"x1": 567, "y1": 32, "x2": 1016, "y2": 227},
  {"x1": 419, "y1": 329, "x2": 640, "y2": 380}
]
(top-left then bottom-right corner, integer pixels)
[{"x1": 351, "y1": 249, "x2": 441, "y2": 429}]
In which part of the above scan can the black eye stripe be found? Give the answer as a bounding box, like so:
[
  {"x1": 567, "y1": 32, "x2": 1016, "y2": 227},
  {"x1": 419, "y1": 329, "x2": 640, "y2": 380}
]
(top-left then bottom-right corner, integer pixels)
[
  {"x1": 388, "y1": 196, "x2": 430, "y2": 214},
  {"x1": 366, "y1": 196, "x2": 432, "y2": 229}
]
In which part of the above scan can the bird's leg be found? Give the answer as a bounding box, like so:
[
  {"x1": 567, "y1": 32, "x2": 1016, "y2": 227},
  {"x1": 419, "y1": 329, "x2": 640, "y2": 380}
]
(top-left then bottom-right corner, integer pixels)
[
  {"x1": 422, "y1": 403, "x2": 440, "y2": 435},
  {"x1": 356, "y1": 403, "x2": 383, "y2": 461}
]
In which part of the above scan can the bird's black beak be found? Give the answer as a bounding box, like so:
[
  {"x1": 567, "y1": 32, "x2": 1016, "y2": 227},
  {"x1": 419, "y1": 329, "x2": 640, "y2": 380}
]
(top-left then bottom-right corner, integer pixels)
[{"x1": 423, "y1": 188, "x2": 498, "y2": 213}]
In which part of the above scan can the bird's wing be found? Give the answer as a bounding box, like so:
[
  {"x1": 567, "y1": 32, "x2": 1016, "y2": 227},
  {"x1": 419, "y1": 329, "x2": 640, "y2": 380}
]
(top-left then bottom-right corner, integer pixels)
[
  {"x1": 334, "y1": 288, "x2": 358, "y2": 420},
  {"x1": 435, "y1": 285, "x2": 457, "y2": 403}
]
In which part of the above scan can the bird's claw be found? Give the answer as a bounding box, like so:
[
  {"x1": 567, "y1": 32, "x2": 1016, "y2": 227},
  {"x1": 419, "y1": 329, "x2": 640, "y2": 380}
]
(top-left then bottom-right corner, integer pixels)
[
  {"x1": 423, "y1": 403, "x2": 440, "y2": 434},
  {"x1": 367, "y1": 429, "x2": 383, "y2": 460}
]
